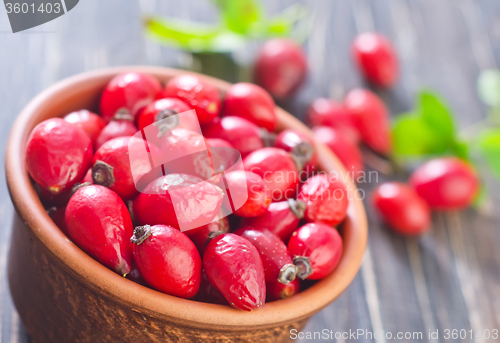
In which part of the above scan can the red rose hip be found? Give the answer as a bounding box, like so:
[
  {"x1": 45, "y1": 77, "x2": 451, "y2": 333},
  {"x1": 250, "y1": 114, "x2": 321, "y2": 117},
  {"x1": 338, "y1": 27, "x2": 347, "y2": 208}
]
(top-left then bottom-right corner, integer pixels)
[
  {"x1": 185, "y1": 216, "x2": 230, "y2": 254},
  {"x1": 344, "y1": 89, "x2": 392, "y2": 155},
  {"x1": 131, "y1": 225, "x2": 201, "y2": 298},
  {"x1": 352, "y1": 32, "x2": 399, "y2": 88},
  {"x1": 225, "y1": 171, "x2": 271, "y2": 217},
  {"x1": 195, "y1": 268, "x2": 229, "y2": 305},
  {"x1": 297, "y1": 174, "x2": 349, "y2": 226},
  {"x1": 274, "y1": 129, "x2": 318, "y2": 174},
  {"x1": 266, "y1": 278, "x2": 300, "y2": 302},
  {"x1": 243, "y1": 147, "x2": 300, "y2": 201},
  {"x1": 239, "y1": 199, "x2": 304, "y2": 243},
  {"x1": 203, "y1": 116, "x2": 268, "y2": 158},
  {"x1": 26, "y1": 118, "x2": 93, "y2": 194},
  {"x1": 132, "y1": 174, "x2": 224, "y2": 231},
  {"x1": 95, "y1": 119, "x2": 138, "y2": 149},
  {"x1": 223, "y1": 83, "x2": 277, "y2": 131},
  {"x1": 65, "y1": 185, "x2": 133, "y2": 275},
  {"x1": 372, "y1": 182, "x2": 431, "y2": 235},
  {"x1": 164, "y1": 74, "x2": 221, "y2": 124},
  {"x1": 288, "y1": 222, "x2": 343, "y2": 280},
  {"x1": 254, "y1": 39, "x2": 307, "y2": 98},
  {"x1": 409, "y1": 157, "x2": 479, "y2": 210},
  {"x1": 313, "y1": 126, "x2": 364, "y2": 180},
  {"x1": 203, "y1": 233, "x2": 266, "y2": 311},
  {"x1": 234, "y1": 228, "x2": 296, "y2": 284},
  {"x1": 307, "y1": 98, "x2": 360, "y2": 144},
  {"x1": 100, "y1": 72, "x2": 163, "y2": 123},
  {"x1": 64, "y1": 110, "x2": 106, "y2": 148}
]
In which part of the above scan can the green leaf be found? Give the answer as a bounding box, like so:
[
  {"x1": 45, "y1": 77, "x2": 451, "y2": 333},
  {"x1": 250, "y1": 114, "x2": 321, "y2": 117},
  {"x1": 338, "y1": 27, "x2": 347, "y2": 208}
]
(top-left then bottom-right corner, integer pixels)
[
  {"x1": 451, "y1": 139, "x2": 470, "y2": 160},
  {"x1": 392, "y1": 113, "x2": 446, "y2": 156},
  {"x1": 213, "y1": 0, "x2": 263, "y2": 34},
  {"x1": 419, "y1": 90, "x2": 456, "y2": 141},
  {"x1": 144, "y1": 17, "x2": 244, "y2": 52},
  {"x1": 477, "y1": 129, "x2": 500, "y2": 180},
  {"x1": 478, "y1": 69, "x2": 500, "y2": 108}
]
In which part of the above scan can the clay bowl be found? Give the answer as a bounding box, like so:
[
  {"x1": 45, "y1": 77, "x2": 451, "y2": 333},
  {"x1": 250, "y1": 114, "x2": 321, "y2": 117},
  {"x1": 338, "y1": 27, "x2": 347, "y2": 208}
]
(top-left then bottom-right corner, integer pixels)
[{"x1": 6, "y1": 66, "x2": 367, "y2": 343}]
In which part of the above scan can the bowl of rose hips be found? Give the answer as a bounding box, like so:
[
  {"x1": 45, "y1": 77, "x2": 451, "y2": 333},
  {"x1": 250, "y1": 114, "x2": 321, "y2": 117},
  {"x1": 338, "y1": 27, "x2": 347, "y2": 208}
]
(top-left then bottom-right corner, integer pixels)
[{"x1": 6, "y1": 66, "x2": 367, "y2": 342}]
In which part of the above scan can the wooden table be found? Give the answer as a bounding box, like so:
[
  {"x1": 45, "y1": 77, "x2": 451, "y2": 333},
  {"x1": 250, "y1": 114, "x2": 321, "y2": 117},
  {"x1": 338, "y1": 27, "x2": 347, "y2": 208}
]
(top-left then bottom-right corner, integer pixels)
[{"x1": 0, "y1": 1, "x2": 499, "y2": 342}]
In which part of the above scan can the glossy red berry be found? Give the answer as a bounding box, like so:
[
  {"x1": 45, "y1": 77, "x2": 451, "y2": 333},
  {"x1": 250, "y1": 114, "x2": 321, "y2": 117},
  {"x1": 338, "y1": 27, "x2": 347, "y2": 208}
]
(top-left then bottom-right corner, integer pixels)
[
  {"x1": 26, "y1": 118, "x2": 93, "y2": 194},
  {"x1": 133, "y1": 174, "x2": 224, "y2": 231},
  {"x1": 223, "y1": 83, "x2": 277, "y2": 131},
  {"x1": 307, "y1": 98, "x2": 360, "y2": 144},
  {"x1": 164, "y1": 74, "x2": 221, "y2": 124},
  {"x1": 92, "y1": 136, "x2": 160, "y2": 201},
  {"x1": 297, "y1": 174, "x2": 349, "y2": 226},
  {"x1": 195, "y1": 268, "x2": 229, "y2": 305},
  {"x1": 266, "y1": 278, "x2": 300, "y2": 302},
  {"x1": 372, "y1": 182, "x2": 431, "y2": 235},
  {"x1": 131, "y1": 224, "x2": 201, "y2": 298},
  {"x1": 288, "y1": 222, "x2": 343, "y2": 280},
  {"x1": 352, "y1": 32, "x2": 399, "y2": 88},
  {"x1": 274, "y1": 129, "x2": 318, "y2": 174},
  {"x1": 100, "y1": 72, "x2": 163, "y2": 123},
  {"x1": 185, "y1": 216, "x2": 230, "y2": 254},
  {"x1": 83, "y1": 168, "x2": 93, "y2": 184},
  {"x1": 65, "y1": 185, "x2": 133, "y2": 275},
  {"x1": 203, "y1": 233, "x2": 266, "y2": 311},
  {"x1": 205, "y1": 138, "x2": 240, "y2": 175},
  {"x1": 234, "y1": 228, "x2": 296, "y2": 284},
  {"x1": 126, "y1": 263, "x2": 148, "y2": 287},
  {"x1": 35, "y1": 183, "x2": 72, "y2": 208},
  {"x1": 344, "y1": 89, "x2": 392, "y2": 155},
  {"x1": 95, "y1": 119, "x2": 138, "y2": 149},
  {"x1": 409, "y1": 157, "x2": 479, "y2": 210},
  {"x1": 312, "y1": 126, "x2": 364, "y2": 180},
  {"x1": 47, "y1": 206, "x2": 68, "y2": 235},
  {"x1": 243, "y1": 147, "x2": 299, "y2": 201},
  {"x1": 203, "y1": 116, "x2": 267, "y2": 158},
  {"x1": 225, "y1": 171, "x2": 271, "y2": 217},
  {"x1": 239, "y1": 199, "x2": 304, "y2": 243},
  {"x1": 64, "y1": 110, "x2": 106, "y2": 148},
  {"x1": 254, "y1": 39, "x2": 307, "y2": 98}
]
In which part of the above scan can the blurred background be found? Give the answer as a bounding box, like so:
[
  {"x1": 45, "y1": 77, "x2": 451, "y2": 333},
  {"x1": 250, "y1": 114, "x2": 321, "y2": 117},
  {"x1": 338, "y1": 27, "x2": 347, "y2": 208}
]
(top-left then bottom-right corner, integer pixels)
[{"x1": 1, "y1": 0, "x2": 500, "y2": 342}]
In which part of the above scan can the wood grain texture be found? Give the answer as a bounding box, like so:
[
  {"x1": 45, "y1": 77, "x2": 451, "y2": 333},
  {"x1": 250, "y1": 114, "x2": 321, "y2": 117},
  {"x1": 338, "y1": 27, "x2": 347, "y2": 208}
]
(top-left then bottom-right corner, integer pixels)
[{"x1": 0, "y1": 0, "x2": 499, "y2": 342}]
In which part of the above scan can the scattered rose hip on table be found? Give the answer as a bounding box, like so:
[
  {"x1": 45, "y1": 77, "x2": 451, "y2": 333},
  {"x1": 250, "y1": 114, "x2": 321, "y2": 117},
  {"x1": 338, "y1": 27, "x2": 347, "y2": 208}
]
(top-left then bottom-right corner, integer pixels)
[
  {"x1": 203, "y1": 116, "x2": 268, "y2": 158},
  {"x1": 274, "y1": 129, "x2": 318, "y2": 174},
  {"x1": 352, "y1": 32, "x2": 399, "y2": 88},
  {"x1": 64, "y1": 110, "x2": 106, "y2": 149},
  {"x1": 203, "y1": 233, "x2": 266, "y2": 311},
  {"x1": 239, "y1": 199, "x2": 304, "y2": 243},
  {"x1": 254, "y1": 38, "x2": 307, "y2": 98},
  {"x1": 409, "y1": 157, "x2": 480, "y2": 210},
  {"x1": 307, "y1": 98, "x2": 360, "y2": 145},
  {"x1": 298, "y1": 174, "x2": 349, "y2": 227},
  {"x1": 164, "y1": 74, "x2": 221, "y2": 124},
  {"x1": 26, "y1": 118, "x2": 93, "y2": 194},
  {"x1": 131, "y1": 224, "x2": 201, "y2": 299},
  {"x1": 223, "y1": 82, "x2": 277, "y2": 131},
  {"x1": 372, "y1": 182, "x2": 431, "y2": 235},
  {"x1": 132, "y1": 174, "x2": 223, "y2": 231},
  {"x1": 344, "y1": 88, "x2": 392, "y2": 155},
  {"x1": 266, "y1": 278, "x2": 300, "y2": 302},
  {"x1": 65, "y1": 184, "x2": 133, "y2": 276},
  {"x1": 313, "y1": 126, "x2": 364, "y2": 180},
  {"x1": 288, "y1": 222, "x2": 343, "y2": 280},
  {"x1": 224, "y1": 171, "x2": 271, "y2": 217},
  {"x1": 234, "y1": 228, "x2": 296, "y2": 284},
  {"x1": 100, "y1": 72, "x2": 163, "y2": 123},
  {"x1": 243, "y1": 147, "x2": 300, "y2": 201},
  {"x1": 95, "y1": 119, "x2": 138, "y2": 149}
]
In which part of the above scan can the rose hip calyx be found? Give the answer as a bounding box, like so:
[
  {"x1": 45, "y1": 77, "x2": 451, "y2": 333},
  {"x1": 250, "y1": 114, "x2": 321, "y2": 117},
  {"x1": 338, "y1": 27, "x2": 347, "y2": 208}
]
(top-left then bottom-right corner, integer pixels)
[
  {"x1": 278, "y1": 264, "x2": 298, "y2": 285},
  {"x1": 293, "y1": 256, "x2": 313, "y2": 280},
  {"x1": 92, "y1": 160, "x2": 115, "y2": 187},
  {"x1": 70, "y1": 182, "x2": 91, "y2": 196},
  {"x1": 204, "y1": 230, "x2": 225, "y2": 247},
  {"x1": 154, "y1": 109, "x2": 180, "y2": 137},
  {"x1": 287, "y1": 198, "x2": 306, "y2": 219},
  {"x1": 289, "y1": 142, "x2": 314, "y2": 173},
  {"x1": 113, "y1": 110, "x2": 134, "y2": 122},
  {"x1": 260, "y1": 128, "x2": 276, "y2": 147},
  {"x1": 131, "y1": 225, "x2": 153, "y2": 245}
]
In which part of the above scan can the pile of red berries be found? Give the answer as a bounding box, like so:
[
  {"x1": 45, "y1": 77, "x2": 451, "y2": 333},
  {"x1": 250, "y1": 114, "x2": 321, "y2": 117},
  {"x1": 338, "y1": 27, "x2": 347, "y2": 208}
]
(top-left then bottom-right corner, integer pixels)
[{"x1": 26, "y1": 70, "x2": 348, "y2": 311}]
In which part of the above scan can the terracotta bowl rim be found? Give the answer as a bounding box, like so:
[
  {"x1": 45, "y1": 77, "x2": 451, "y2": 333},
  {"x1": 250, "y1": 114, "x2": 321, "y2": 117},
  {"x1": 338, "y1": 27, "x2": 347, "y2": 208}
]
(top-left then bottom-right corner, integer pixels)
[{"x1": 5, "y1": 66, "x2": 367, "y2": 330}]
